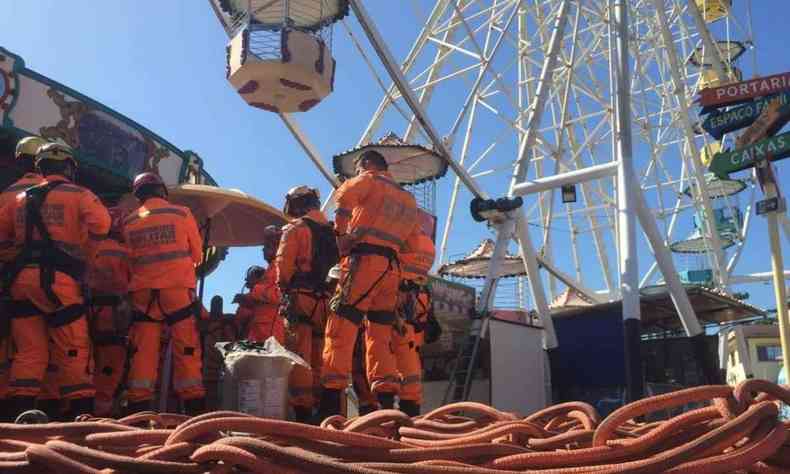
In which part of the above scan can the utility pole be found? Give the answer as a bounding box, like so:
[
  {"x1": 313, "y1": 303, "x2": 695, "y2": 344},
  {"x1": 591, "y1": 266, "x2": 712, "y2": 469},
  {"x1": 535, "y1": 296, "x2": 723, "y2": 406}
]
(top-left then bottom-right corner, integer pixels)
[{"x1": 612, "y1": 0, "x2": 643, "y2": 403}]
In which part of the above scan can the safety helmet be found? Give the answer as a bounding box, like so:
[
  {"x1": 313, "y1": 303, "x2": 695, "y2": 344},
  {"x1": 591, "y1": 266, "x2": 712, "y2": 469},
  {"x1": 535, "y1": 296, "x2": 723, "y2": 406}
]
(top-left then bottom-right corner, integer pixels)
[
  {"x1": 35, "y1": 142, "x2": 77, "y2": 167},
  {"x1": 326, "y1": 264, "x2": 341, "y2": 283},
  {"x1": 286, "y1": 185, "x2": 319, "y2": 201},
  {"x1": 263, "y1": 224, "x2": 282, "y2": 242},
  {"x1": 15, "y1": 136, "x2": 48, "y2": 160},
  {"x1": 245, "y1": 265, "x2": 265, "y2": 284},
  {"x1": 283, "y1": 185, "x2": 320, "y2": 217},
  {"x1": 132, "y1": 172, "x2": 167, "y2": 198}
]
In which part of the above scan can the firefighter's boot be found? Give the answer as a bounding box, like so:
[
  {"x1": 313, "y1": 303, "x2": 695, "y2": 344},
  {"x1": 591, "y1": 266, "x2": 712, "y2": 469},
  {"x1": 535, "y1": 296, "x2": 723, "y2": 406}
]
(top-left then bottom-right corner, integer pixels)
[
  {"x1": 66, "y1": 397, "x2": 94, "y2": 420},
  {"x1": 293, "y1": 406, "x2": 313, "y2": 424},
  {"x1": 8, "y1": 396, "x2": 37, "y2": 423},
  {"x1": 183, "y1": 397, "x2": 206, "y2": 417},
  {"x1": 377, "y1": 392, "x2": 395, "y2": 410},
  {"x1": 125, "y1": 399, "x2": 152, "y2": 416},
  {"x1": 37, "y1": 399, "x2": 61, "y2": 422},
  {"x1": 313, "y1": 388, "x2": 341, "y2": 425},
  {"x1": 399, "y1": 400, "x2": 420, "y2": 417}
]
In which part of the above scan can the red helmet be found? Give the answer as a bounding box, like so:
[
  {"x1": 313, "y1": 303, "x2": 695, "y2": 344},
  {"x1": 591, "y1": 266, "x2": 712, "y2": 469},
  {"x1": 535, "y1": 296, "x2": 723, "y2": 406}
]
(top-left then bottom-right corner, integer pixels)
[{"x1": 132, "y1": 172, "x2": 166, "y2": 197}]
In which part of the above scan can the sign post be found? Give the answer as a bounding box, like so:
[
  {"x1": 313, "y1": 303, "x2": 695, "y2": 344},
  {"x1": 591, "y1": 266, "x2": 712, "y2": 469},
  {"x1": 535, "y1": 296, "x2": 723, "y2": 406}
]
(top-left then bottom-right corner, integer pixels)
[
  {"x1": 708, "y1": 89, "x2": 790, "y2": 382},
  {"x1": 759, "y1": 172, "x2": 790, "y2": 387}
]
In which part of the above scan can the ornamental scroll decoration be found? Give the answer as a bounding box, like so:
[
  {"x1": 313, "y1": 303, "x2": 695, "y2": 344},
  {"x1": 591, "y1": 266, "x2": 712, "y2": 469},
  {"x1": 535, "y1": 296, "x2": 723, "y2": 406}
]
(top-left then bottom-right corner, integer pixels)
[{"x1": 39, "y1": 88, "x2": 172, "y2": 178}]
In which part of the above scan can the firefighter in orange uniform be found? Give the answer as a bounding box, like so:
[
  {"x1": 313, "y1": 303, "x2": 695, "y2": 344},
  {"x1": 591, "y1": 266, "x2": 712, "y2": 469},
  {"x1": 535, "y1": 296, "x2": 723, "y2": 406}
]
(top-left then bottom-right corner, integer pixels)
[
  {"x1": 86, "y1": 207, "x2": 131, "y2": 417},
  {"x1": 277, "y1": 186, "x2": 336, "y2": 423},
  {"x1": 0, "y1": 142, "x2": 110, "y2": 421},
  {"x1": 233, "y1": 265, "x2": 265, "y2": 337},
  {"x1": 394, "y1": 230, "x2": 436, "y2": 416},
  {"x1": 237, "y1": 226, "x2": 285, "y2": 344},
  {"x1": 320, "y1": 150, "x2": 418, "y2": 417},
  {"x1": 123, "y1": 172, "x2": 205, "y2": 415},
  {"x1": 0, "y1": 136, "x2": 48, "y2": 414}
]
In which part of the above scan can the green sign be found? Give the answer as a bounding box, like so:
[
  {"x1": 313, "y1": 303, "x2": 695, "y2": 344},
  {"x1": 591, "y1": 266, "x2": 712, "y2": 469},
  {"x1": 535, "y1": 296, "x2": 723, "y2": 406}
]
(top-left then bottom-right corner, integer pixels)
[{"x1": 709, "y1": 131, "x2": 790, "y2": 178}]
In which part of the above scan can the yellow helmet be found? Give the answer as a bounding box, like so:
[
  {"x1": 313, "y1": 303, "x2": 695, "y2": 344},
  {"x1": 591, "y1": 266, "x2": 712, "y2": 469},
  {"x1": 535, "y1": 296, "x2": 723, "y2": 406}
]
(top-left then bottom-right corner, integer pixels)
[
  {"x1": 35, "y1": 142, "x2": 77, "y2": 167},
  {"x1": 14, "y1": 136, "x2": 48, "y2": 160}
]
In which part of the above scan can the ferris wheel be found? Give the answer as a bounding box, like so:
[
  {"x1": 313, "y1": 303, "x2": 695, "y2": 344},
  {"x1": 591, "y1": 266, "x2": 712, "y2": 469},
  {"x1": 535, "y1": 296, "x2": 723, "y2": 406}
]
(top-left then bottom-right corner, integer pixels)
[{"x1": 208, "y1": 0, "x2": 764, "y2": 348}]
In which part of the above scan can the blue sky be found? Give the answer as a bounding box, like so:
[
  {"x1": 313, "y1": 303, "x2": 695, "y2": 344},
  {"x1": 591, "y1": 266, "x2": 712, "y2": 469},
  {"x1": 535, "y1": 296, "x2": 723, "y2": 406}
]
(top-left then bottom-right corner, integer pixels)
[{"x1": 2, "y1": 1, "x2": 789, "y2": 315}]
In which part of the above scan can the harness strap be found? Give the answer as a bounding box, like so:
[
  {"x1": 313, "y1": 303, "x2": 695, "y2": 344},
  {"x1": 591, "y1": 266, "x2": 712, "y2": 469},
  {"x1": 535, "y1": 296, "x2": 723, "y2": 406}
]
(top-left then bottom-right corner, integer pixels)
[
  {"x1": 131, "y1": 289, "x2": 196, "y2": 326},
  {"x1": 6, "y1": 300, "x2": 40, "y2": 319},
  {"x1": 93, "y1": 332, "x2": 126, "y2": 347},
  {"x1": 350, "y1": 243, "x2": 398, "y2": 261},
  {"x1": 48, "y1": 304, "x2": 85, "y2": 328},
  {"x1": 90, "y1": 294, "x2": 122, "y2": 307},
  {"x1": 132, "y1": 311, "x2": 160, "y2": 324},
  {"x1": 165, "y1": 302, "x2": 197, "y2": 326}
]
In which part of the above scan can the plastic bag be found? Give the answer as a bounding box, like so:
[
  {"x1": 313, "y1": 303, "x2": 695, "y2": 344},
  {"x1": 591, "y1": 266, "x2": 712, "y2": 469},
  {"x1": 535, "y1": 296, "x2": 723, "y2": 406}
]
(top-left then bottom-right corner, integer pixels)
[{"x1": 216, "y1": 337, "x2": 309, "y2": 419}]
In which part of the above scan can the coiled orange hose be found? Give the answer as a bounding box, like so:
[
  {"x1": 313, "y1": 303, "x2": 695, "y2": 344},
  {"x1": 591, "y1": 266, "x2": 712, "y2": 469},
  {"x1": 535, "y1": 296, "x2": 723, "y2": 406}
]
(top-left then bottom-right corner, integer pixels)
[{"x1": 0, "y1": 382, "x2": 785, "y2": 473}]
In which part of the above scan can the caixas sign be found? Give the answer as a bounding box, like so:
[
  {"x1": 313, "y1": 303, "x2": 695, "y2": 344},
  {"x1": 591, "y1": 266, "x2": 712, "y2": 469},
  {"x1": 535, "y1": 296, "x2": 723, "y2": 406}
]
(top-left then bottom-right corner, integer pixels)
[{"x1": 709, "y1": 131, "x2": 790, "y2": 178}]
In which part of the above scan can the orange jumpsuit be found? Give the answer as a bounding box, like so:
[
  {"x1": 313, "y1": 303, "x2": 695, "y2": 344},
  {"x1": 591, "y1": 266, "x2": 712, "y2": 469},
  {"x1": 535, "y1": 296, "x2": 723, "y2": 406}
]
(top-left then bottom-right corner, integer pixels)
[
  {"x1": 395, "y1": 231, "x2": 435, "y2": 404},
  {"x1": 123, "y1": 197, "x2": 205, "y2": 403},
  {"x1": 276, "y1": 209, "x2": 331, "y2": 410},
  {"x1": 0, "y1": 173, "x2": 44, "y2": 400},
  {"x1": 86, "y1": 238, "x2": 131, "y2": 416},
  {"x1": 395, "y1": 290, "x2": 431, "y2": 403},
  {"x1": 0, "y1": 175, "x2": 110, "y2": 401},
  {"x1": 247, "y1": 266, "x2": 285, "y2": 344},
  {"x1": 322, "y1": 170, "x2": 418, "y2": 395}
]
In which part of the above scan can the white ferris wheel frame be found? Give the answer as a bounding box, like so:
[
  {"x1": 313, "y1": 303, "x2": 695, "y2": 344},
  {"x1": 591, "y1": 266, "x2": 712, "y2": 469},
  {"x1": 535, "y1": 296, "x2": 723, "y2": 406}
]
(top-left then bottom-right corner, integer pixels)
[{"x1": 274, "y1": 0, "x2": 779, "y2": 348}]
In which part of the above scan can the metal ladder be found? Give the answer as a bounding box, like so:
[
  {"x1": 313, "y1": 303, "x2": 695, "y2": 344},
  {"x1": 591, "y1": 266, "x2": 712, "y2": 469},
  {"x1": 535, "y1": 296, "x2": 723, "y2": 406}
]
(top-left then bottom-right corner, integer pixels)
[{"x1": 442, "y1": 316, "x2": 489, "y2": 404}]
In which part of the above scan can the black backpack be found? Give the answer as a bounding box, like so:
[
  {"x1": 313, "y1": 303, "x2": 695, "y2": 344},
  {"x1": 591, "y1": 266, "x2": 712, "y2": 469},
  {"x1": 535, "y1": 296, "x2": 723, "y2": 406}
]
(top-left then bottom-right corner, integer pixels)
[{"x1": 295, "y1": 218, "x2": 339, "y2": 293}]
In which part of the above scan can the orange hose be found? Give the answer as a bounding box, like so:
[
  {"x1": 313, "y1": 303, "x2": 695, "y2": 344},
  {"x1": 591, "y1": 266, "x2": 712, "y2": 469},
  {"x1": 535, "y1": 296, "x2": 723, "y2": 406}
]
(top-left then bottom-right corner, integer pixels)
[
  {"x1": 190, "y1": 443, "x2": 274, "y2": 473},
  {"x1": 166, "y1": 417, "x2": 408, "y2": 449}
]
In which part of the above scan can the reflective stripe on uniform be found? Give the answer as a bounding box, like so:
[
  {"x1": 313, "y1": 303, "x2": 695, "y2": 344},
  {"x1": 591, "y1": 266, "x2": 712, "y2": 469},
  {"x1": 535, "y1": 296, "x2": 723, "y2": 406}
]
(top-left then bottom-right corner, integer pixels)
[
  {"x1": 125, "y1": 207, "x2": 187, "y2": 224},
  {"x1": 372, "y1": 175, "x2": 404, "y2": 192},
  {"x1": 131, "y1": 250, "x2": 191, "y2": 266},
  {"x1": 403, "y1": 264, "x2": 426, "y2": 275},
  {"x1": 9, "y1": 379, "x2": 42, "y2": 388},
  {"x1": 370, "y1": 375, "x2": 400, "y2": 390},
  {"x1": 289, "y1": 386, "x2": 313, "y2": 396},
  {"x1": 127, "y1": 379, "x2": 154, "y2": 389},
  {"x1": 321, "y1": 374, "x2": 350, "y2": 385},
  {"x1": 96, "y1": 249, "x2": 129, "y2": 258},
  {"x1": 60, "y1": 383, "x2": 93, "y2": 396},
  {"x1": 173, "y1": 378, "x2": 202, "y2": 391},
  {"x1": 54, "y1": 185, "x2": 84, "y2": 193},
  {"x1": 88, "y1": 231, "x2": 106, "y2": 241},
  {"x1": 352, "y1": 227, "x2": 404, "y2": 248},
  {"x1": 4, "y1": 183, "x2": 34, "y2": 193}
]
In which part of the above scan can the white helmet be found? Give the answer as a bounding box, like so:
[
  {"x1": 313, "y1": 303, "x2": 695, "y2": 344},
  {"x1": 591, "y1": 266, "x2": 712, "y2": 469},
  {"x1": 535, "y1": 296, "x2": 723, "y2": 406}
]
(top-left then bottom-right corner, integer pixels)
[
  {"x1": 284, "y1": 185, "x2": 320, "y2": 217},
  {"x1": 326, "y1": 264, "x2": 342, "y2": 283}
]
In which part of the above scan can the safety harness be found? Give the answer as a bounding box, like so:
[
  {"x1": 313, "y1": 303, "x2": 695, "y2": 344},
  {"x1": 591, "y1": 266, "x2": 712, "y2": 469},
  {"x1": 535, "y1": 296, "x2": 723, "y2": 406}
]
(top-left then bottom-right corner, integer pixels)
[
  {"x1": 332, "y1": 243, "x2": 400, "y2": 325},
  {"x1": 1, "y1": 181, "x2": 87, "y2": 328},
  {"x1": 288, "y1": 218, "x2": 338, "y2": 294},
  {"x1": 131, "y1": 289, "x2": 197, "y2": 327},
  {"x1": 281, "y1": 218, "x2": 337, "y2": 330},
  {"x1": 88, "y1": 293, "x2": 126, "y2": 347}
]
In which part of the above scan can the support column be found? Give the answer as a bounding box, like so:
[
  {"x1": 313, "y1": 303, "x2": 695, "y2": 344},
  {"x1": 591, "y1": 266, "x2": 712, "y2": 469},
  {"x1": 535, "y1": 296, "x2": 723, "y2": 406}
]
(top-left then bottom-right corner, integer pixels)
[
  {"x1": 612, "y1": 0, "x2": 643, "y2": 403},
  {"x1": 764, "y1": 181, "x2": 790, "y2": 388},
  {"x1": 515, "y1": 210, "x2": 558, "y2": 349}
]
